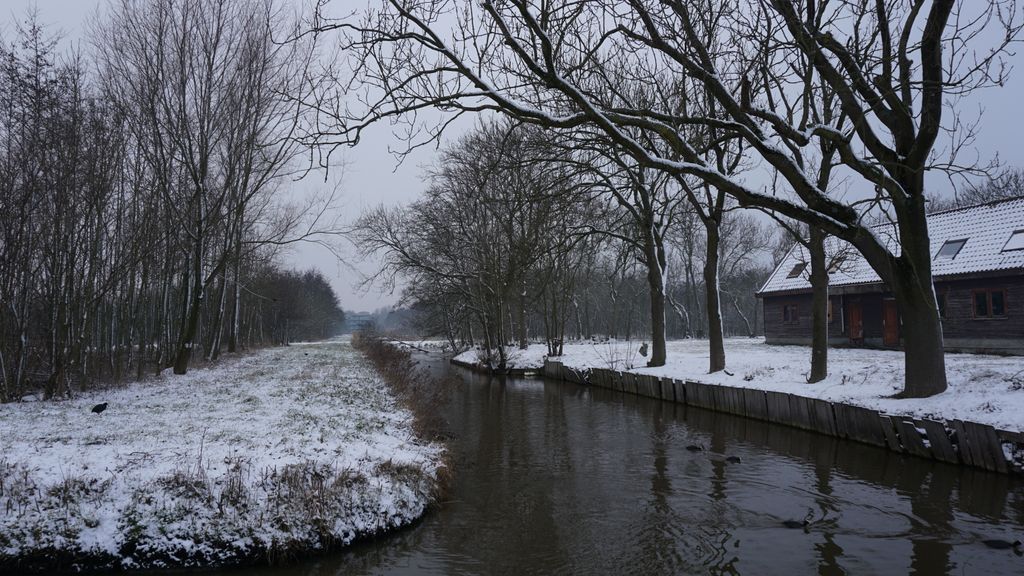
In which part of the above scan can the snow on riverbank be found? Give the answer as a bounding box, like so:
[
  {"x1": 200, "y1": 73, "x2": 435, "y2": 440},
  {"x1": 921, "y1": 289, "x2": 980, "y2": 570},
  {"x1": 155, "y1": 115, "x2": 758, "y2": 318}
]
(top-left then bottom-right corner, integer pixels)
[
  {"x1": 0, "y1": 339, "x2": 444, "y2": 572},
  {"x1": 454, "y1": 339, "x2": 1024, "y2": 431},
  {"x1": 389, "y1": 339, "x2": 453, "y2": 353}
]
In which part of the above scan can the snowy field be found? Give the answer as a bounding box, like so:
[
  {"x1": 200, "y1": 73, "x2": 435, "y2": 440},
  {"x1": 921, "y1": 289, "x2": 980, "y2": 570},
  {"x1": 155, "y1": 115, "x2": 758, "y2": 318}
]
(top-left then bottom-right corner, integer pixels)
[
  {"x1": 0, "y1": 339, "x2": 444, "y2": 572},
  {"x1": 455, "y1": 339, "x2": 1024, "y2": 431}
]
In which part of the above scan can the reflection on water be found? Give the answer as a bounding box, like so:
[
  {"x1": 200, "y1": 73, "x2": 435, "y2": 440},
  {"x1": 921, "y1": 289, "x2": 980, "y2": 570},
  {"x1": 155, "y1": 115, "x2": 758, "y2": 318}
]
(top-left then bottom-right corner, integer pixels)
[{"x1": 220, "y1": 355, "x2": 1024, "y2": 576}]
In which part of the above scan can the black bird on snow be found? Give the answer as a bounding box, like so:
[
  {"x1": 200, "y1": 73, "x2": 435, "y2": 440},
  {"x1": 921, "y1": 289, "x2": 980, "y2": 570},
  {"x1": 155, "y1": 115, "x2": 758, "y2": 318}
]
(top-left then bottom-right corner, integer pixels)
[
  {"x1": 726, "y1": 456, "x2": 742, "y2": 464},
  {"x1": 982, "y1": 539, "x2": 1022, "y2": 551},
  {"x1": 685, "y1": 444, "x2": 704, "y2": 452},
  {"x1": 639, "y1": 342, "x2": 648, "y2": 357},
  {"x1": 91, "y1": 402, "x2": 108, "y2": 414}
]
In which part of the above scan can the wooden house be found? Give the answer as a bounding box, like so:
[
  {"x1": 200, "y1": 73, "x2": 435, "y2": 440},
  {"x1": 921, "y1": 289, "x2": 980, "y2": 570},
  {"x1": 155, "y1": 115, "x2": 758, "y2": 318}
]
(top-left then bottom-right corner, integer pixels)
[{"x1": 757, "y1": 197, "x2": 1024, "y2": 354}]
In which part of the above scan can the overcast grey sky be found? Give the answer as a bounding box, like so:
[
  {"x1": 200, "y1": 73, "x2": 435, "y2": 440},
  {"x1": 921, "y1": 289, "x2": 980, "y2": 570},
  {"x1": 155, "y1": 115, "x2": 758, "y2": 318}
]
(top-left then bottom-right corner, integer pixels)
[{"x1": 4, "y1": 0, "x2": 1024, "y2": 312}]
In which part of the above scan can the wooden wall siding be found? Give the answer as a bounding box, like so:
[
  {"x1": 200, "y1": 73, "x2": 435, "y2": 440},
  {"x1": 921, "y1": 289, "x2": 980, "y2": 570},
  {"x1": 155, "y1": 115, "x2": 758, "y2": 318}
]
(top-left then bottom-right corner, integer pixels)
[
  {"x1": 938, "y1": 276, "x2": 1024, "y2": 341},
  {"x1": 765, "y1": 294, "x2": 881, "y2": 342},
  {"x1": 828, "y1": 296, "x2": 845, "y2": 338},
  {"x1": 539, "y1": 359, "x2": 1024, "y2": 475},
  {"x1": 764, "y1": 273, "x2": 1024, "y2": 346},
  {"x1": 763, "y1": 294, "x2": 813, "y2": 341},
  {"x1": 855, "y1": 294, "x2": 885, "y2": 340}
]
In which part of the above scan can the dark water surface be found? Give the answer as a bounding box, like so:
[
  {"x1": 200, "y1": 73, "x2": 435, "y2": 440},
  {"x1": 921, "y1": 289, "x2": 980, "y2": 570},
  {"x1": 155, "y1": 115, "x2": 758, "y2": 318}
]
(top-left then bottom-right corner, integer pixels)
[{"x1": 223, "y1": 354, "x2": 1024, "y2": 575}]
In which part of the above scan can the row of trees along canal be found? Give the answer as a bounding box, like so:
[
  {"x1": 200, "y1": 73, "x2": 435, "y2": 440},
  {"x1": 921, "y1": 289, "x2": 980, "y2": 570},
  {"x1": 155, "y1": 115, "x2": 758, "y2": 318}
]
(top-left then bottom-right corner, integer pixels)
[
  {"x1": 354, "y1": 121, "x2": 774, "y2": 371},
  {"x1": 0, "y1": 1, "x2": 344, "y2": 403},
  {"x1": 331, "y1": 0, "x2": 1022, "y2": 398}
]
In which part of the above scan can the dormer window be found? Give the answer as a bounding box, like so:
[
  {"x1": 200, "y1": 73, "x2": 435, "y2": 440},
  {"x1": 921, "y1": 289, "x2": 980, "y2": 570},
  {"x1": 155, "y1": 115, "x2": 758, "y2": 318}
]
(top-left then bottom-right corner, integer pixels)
[
  {"x1": 1003, "y1": 230, "x2": 1024, "y2": 252},
  {"x1": 936, "y1": 239, "x2": 967, "y2": 260},
  {"x1": 827, "y1": 256, "x2": 846, "y2": 274},
  {"x1": 786, "y1": 262, "x2": 807, "y2": 278}
]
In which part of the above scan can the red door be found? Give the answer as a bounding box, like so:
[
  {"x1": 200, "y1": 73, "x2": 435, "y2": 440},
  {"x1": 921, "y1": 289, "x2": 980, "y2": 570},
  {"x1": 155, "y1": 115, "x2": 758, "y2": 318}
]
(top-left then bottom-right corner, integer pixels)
[
  {"x1": 883, "y1": 300, "x2": 900, "y2": 346},
  {"x1": 848, "y1": 300, "x2": 863, "y2": 344}
]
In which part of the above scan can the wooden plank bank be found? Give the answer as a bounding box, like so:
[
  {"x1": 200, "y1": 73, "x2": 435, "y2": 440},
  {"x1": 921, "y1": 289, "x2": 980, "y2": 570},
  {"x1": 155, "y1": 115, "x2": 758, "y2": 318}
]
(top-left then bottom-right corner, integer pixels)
[{"x1": 541, "y1": 360, "x2": 1024, "y2": 475}]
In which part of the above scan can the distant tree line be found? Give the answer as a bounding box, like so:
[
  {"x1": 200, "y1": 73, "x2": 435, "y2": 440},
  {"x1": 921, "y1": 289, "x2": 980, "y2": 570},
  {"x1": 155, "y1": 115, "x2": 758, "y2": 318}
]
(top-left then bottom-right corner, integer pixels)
[
  {"x1": 0, "y1": 2, "x2": 341, "y2": 402},
  {"x1": 929, "y1": 168, "x2": 1024, "y2": 211},
  {"x1": 249, "y1": 268, "x2": 346, "y2": 344}
]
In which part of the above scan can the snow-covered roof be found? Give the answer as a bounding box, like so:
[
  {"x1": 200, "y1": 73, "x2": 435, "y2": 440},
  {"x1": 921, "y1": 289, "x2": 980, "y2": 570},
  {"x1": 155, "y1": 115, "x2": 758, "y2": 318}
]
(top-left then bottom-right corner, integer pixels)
[{"x1": 758, "y1": 196, "x2": 1024, "y2": 295}]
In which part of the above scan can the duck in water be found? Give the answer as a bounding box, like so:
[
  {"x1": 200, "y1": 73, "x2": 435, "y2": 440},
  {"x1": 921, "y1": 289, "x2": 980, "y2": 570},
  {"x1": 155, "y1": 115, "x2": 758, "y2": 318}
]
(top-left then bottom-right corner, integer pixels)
[
  {"x1": 782, "y1": 510, "x2": 814, "y2": 530},
  {"x1": 982, "y1": 539, "x2": 1022, "y2": 552}
]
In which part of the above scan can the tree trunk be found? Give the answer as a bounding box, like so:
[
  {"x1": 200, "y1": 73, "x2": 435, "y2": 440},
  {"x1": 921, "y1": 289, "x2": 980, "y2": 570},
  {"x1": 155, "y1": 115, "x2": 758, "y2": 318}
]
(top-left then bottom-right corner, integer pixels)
[
  {"x1": 894, "y1": 283, "x2": 947, "y2": 397},
  {"x1": 227, "y1": 226, "x2": 242, "y2": 353},
  {"x1": 850, "y1": 192, "x2": 948, "y2": 397},
  {"x1": 889, "y1": 198, "x2": 947, "y2": 397},
  {"x1": 173, "y1": 279, "x2": 203, "y2": 374},
  {"x1": 643, "y1": 225, "x2": 668, "y2": 367},
  {"x1": 207, "y1": 274, "x2": 227, "y2": 361},
  {"x1": 729, "y1": 295, "x2": 754, "y2": 338},
  {"x1": 808, "y1": 227, "x2": 828, "y2": 383},
  {"x1": 173, "y1": 202, "x2": 204, "y2": 374},
  {"x1": 517, "y1": 285, "x2": 528, "y2": 349},
  {"x1": 668, "y1": 292, "x2": 692, "y2": 338},
  {"x1": 705, "y1": 223, "x2": 726, "y2": 373}
]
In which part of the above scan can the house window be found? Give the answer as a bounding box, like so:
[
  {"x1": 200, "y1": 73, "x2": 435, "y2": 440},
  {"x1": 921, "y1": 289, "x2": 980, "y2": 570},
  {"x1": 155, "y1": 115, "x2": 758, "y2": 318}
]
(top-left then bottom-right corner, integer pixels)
[
  {"x1": 1003, "y1": 230, "x2": 1024, "y2": 252},
  {"x1": 786, "y1": 262, "x2": 807, "y2": 279},
  {"x1": 827, "y1": 299, "x2": 834, "y2": 323},
  {"x1": 973, "y1": 289, "x2": 1007, "y2": 319},
  {"x1": 936, "y1": 239, "x2": 967, "y2": 260},
  {"x1": 783, "y1": 304, "x2": 799, "y2": 323},
  {"x1": 937, "y1": 291, "x2": 948, "y2": 319},
  {"x1": 827, "y1": 256, "x2": 846, "y2": 274}
]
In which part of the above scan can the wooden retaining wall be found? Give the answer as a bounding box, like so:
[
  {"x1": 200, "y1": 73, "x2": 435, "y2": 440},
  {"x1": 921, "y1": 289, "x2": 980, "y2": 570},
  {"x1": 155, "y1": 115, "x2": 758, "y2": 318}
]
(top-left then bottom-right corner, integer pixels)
[{"x1": 543, "y1": 360, "x2": 1024, "y2": 475}]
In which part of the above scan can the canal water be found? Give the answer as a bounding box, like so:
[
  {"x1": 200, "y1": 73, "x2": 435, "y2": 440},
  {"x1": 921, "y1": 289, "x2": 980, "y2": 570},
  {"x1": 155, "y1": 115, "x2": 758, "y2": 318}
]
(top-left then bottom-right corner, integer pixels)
[{"x1": 224, "y1": 353, "x2": 1024, "y2": 575}]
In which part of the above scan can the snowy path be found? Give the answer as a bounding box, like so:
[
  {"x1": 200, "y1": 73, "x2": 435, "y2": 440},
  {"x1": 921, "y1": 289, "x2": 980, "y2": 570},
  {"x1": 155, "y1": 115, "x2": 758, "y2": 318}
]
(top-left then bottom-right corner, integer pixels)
[
  {"x1": 0, "y1": 339, "x2": 444, "y2": 572},
  {"x1": 454, "y1": 339, "x2": 1024, "y2": 431}
]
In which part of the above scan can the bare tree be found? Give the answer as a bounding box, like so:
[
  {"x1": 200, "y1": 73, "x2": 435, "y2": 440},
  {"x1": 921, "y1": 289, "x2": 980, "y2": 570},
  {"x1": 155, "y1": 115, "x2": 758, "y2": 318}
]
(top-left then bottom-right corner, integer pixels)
[
  {"x1": 354, "y1": 121, "x2": 590, "y2": 369},
  {"x1": 948, "y1": 167, "x2": 1024, "y2": 208},
  {"x1": 553, "y1": 132, "x2": 685, "y2": 367}
]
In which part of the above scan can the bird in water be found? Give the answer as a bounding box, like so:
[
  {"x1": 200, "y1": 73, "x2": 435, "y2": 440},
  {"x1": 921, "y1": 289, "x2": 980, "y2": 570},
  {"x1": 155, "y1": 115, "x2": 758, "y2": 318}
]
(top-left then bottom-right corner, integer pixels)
[
  {"x1": 726, "y1": 456, "x2": 742, "y2": 464},
  {"x1": 783, "y1": 510, "x2": 814, "y2": 529},
  {"x1": 91, "y1": 402, "x2": 108, "y2": 414},
  {"x1": 982, "y1": 539, "x2": 1022, "y2": 551},
  {"x1": 685, "y1": 444, "x2": 704, "y2": 452}
]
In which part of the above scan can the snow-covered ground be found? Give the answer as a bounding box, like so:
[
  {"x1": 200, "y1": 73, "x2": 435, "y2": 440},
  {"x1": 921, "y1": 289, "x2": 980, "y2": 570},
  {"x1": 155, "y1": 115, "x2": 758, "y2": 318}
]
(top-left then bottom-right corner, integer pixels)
[
  {"x1": 454, "y1": 339, "x2": 1024, "y2": 431},
  {"x1": 389, "y1": 339, "x2": 453, "y2": 353},
  {"x1": 0, "y1": 339, "x2": 444, "y2": 571}
]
